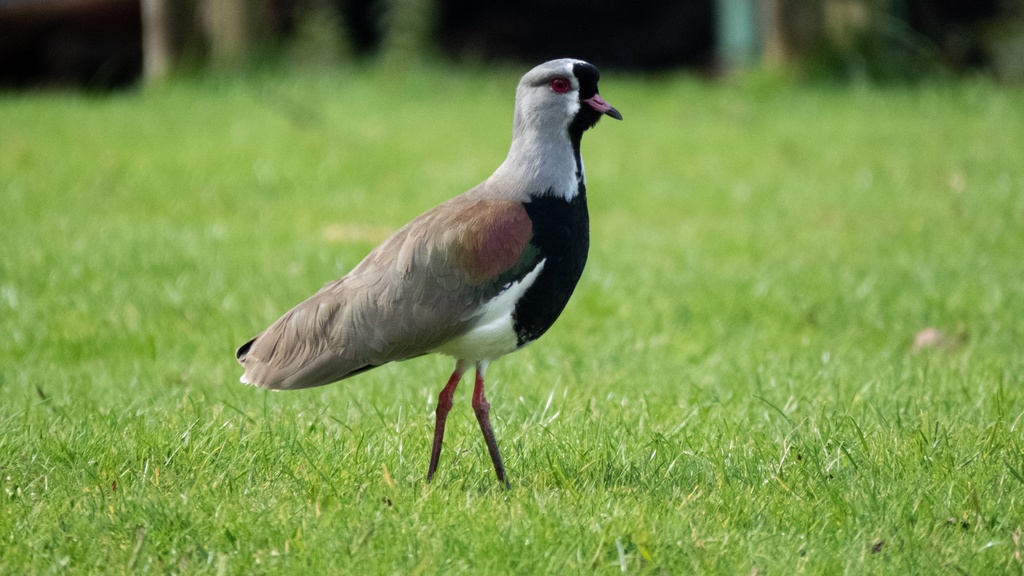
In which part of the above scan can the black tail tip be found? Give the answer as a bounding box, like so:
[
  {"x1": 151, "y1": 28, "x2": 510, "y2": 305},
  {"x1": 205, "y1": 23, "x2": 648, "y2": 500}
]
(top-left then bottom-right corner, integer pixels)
[{"x1": 236, "y1": 337, "x2": 256, "y2": 363}]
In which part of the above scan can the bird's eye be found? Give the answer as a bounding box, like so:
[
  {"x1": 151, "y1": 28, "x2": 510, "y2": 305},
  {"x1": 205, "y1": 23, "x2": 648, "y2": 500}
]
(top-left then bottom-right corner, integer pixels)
[{"x1": 550, "y1": 77, "x2": 571, "y2": 94}]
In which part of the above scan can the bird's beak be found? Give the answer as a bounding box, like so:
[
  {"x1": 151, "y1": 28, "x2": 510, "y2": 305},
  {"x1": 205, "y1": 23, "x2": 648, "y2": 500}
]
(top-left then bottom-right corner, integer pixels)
[{"x1": 583, "y1": 94, "x2": 622, "y2": 120}]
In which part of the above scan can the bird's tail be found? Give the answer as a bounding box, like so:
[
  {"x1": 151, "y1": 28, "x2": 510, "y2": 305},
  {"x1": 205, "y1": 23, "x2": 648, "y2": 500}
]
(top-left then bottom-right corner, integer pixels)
[{"x1": 235, "y1": 337, "x2": 257, "y2": 383}]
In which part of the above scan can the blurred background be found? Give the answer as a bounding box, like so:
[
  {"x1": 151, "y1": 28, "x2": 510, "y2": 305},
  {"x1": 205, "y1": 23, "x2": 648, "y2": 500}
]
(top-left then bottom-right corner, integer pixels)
[{"x1": 1, "y1": 0, "x2": 1023, "y2": 89}]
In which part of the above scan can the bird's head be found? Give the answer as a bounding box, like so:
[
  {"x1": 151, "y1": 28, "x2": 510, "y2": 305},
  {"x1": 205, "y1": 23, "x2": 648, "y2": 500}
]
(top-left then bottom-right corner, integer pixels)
[{"x1": 513, "y1": 59, "x2": 622, "y2": 143}]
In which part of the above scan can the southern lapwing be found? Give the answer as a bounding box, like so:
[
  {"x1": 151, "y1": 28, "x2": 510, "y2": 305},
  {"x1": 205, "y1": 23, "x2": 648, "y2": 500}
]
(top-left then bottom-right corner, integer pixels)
[{"x1": 236, "y1": 59, "x2": 620, "y2": 487}]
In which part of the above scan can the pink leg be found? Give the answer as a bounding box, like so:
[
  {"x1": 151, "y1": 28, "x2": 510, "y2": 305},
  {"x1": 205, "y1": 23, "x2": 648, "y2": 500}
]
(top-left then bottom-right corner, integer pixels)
[
  {"x1": 472, "y1": 363, "x2": 509, "y2": 488},
  {"x1": 427, "y1": 361, "x2": 466, "y2": 483}
]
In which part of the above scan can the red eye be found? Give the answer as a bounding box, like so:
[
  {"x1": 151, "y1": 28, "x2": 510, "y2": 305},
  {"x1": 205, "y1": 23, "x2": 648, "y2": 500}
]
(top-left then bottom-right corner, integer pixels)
[{"x1": 550, "y1": 77, "x2": 571, "y2": 94}]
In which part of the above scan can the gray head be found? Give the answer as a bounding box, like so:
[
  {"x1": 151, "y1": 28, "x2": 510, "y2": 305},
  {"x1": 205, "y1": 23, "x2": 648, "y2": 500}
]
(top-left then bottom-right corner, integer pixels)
[
  {"x1": 490, "y1": 59, "x2": 620, "y2": 200},
  {"x1": 512, "y1": 59, "x2": 622, "y2": 144}
]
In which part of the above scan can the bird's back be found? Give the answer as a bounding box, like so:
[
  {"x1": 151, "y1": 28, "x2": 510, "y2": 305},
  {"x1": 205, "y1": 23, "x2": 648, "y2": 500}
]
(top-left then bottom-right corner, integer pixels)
[{"x1": 236, "y1": 185, "x2": 536, "y2": 390}]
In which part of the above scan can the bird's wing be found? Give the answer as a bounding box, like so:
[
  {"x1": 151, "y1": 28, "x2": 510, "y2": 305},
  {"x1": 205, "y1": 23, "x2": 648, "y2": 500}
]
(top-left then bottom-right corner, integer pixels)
[{"x1": 237, "y1": 191, "x2": 537, "y2": 390}]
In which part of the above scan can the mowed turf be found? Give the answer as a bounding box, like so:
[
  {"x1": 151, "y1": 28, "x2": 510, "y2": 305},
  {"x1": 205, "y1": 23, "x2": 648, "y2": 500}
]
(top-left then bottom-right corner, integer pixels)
[{"x1": 1, "y1": 68, "x2": 1022, "y2": 574}]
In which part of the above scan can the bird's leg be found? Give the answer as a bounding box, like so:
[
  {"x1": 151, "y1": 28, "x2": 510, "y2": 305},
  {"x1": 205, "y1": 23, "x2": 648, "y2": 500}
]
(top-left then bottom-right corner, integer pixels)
[
  {"x1": 427, "y1": 360, "x2": 466, "y2": 483},
  {"x1": 472, "y1": 362, "x2": 509, "y2": 488}
]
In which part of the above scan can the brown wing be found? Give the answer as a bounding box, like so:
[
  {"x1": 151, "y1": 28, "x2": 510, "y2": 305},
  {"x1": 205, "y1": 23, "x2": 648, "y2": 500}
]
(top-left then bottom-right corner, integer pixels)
[{"x1": 236, "y1": 190, "x2": 533, "y2": 390}]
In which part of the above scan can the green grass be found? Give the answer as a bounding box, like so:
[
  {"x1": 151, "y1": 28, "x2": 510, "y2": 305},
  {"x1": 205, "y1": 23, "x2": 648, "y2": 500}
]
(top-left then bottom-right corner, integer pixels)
[{"x1": 2, "y1": 68, "x2": 1023, "y2": 574}]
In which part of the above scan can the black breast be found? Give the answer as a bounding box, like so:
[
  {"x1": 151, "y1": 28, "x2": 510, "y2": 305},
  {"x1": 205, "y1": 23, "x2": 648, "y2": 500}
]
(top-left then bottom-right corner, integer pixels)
[{"x1": 513, "y1": 189, "x2": 589, "y2": 346}]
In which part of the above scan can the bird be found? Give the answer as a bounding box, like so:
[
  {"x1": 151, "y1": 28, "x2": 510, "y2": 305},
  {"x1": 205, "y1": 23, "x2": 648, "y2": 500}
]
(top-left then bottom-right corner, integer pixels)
[{"x1": 235, "y1": 58, "x2": 620, "y2": 488}]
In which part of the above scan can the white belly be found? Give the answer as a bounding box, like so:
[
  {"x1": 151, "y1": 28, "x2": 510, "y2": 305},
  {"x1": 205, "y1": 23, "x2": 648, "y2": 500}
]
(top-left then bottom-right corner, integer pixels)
[{"x1": 432, "y1": 259, "x2": 545, "y2": 362}]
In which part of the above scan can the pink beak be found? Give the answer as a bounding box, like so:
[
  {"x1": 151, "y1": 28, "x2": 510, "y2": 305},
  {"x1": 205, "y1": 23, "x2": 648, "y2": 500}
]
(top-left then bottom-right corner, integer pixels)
[{"x1": 583, "y1": 94, "x2": 622, "y2": 120}]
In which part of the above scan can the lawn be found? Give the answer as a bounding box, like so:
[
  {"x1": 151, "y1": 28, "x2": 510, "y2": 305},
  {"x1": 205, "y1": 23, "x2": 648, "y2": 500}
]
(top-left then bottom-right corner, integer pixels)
[{"x1": 1, "y1": 66, "x2": 1023, "y2": 574}]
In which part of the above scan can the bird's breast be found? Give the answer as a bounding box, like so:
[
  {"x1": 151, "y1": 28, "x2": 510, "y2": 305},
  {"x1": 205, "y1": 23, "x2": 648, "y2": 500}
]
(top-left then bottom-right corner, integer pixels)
[
  {"x1": 432, "y1": 189, "x2": 589, "y2": 362},
  {"x1": 512, "y1": 190, "x2": 590, "y2": 346}
]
